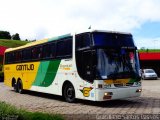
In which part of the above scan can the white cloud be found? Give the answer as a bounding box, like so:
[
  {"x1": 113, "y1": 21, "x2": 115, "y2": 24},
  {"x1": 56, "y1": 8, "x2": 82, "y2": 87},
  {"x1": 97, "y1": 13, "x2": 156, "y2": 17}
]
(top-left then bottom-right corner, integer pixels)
[{"x1": 0, "y1": 0, "x2": 160, "y2": 40}]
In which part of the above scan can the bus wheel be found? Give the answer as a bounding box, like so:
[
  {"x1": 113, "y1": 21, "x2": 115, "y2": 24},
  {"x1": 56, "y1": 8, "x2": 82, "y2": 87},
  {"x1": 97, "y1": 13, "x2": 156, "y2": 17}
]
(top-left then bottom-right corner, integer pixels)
[
  {"x1": 63, "y1": 83, "x2": 75, "y2": 103},
  {"x1": 17, "y1": 80, "x2": 24, "y2": 94},
  {"x1": 13, "y1": 81, "x2": 18, "y2": 92}
]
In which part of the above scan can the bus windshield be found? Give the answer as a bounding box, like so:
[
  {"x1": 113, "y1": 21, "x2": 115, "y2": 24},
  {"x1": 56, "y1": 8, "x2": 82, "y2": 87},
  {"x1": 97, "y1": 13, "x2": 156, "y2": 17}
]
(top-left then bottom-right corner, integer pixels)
[
  {"x1": 96, "y1": 48, "x2": 139, "y2": 79},
  {"x1": 92, "y1": 32, "x2": 135, "y2": 48},
  {"x1": 75, "y1": 31, "x2": 140, "y2": 81}
]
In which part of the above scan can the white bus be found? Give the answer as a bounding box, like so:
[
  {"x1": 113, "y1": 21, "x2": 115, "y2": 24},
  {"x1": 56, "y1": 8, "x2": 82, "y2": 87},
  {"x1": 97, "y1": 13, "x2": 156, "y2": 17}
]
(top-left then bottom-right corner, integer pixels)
[{"x1": 4, "y1": 30, "x2": 142, "y2": 102}]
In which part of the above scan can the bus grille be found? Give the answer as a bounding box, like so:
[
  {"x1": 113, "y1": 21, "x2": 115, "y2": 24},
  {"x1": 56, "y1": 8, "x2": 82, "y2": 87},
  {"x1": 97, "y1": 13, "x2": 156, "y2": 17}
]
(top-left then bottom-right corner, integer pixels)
[{"x1": 114, "y1": 83, "x2": 134, "y2": 87}]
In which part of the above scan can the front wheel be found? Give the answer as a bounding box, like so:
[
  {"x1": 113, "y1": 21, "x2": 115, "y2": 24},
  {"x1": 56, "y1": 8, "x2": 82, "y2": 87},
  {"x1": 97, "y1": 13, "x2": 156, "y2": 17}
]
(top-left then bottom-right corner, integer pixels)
[{"x1": 63, "y1": 83, "x2": 75, "y2": 103}]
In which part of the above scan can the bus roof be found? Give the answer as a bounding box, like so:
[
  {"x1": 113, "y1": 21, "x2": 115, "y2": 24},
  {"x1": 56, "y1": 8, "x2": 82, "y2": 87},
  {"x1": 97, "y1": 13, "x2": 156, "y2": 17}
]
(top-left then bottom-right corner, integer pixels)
[
  {"x1": 75, "y1": 29, "x2": 132, "y2": 36},
  {"x1": 5, "y1": 33, "x2": 71, "y2": 52},
  {"x1": 5, "y1": 30, "x2": 132, "y2": 52}
]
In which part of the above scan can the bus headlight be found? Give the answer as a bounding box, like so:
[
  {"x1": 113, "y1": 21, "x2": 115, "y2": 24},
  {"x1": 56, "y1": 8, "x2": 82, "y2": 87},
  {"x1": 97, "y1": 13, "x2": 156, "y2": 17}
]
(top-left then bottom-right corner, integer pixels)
[
  {"x1": 103, "y1": 92, "x2": 113, "y2": 100},
  {"x1": 136, "y1": 89, "x2": 142, "y2": 93},
  {"x1": 104, "y1": 92, "x2": 113, "y2": 96}
]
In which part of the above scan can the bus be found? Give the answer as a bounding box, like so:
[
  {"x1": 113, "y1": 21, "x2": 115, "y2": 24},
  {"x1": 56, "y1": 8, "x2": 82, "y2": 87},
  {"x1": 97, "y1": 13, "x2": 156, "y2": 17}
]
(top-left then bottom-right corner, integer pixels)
[{"x1": 4, "y1": 30, "x2": 142, "y2": 102}]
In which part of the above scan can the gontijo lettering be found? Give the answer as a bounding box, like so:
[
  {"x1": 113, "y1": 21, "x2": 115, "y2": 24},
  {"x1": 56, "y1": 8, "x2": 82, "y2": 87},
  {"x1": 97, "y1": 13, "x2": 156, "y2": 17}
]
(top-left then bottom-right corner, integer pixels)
[{"x1": 16, "y1": 64, "x2": 34, "y2": 71}]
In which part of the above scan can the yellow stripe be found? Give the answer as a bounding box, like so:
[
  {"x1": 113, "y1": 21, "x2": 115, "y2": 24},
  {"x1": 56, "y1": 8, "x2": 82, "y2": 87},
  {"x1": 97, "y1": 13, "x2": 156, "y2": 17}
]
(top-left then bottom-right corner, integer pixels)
[
  {"x1": 104, "y1": 79, "x2": 130, "y2": 84},
  {"x1": 5, "y1": 39, "x2": 48, "y2": 52}
]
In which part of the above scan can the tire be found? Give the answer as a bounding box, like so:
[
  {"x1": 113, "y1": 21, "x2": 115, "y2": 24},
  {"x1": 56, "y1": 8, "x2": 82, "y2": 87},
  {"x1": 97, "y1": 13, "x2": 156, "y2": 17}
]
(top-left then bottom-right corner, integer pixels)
[
  {"x1": 13, "y1": 81, "x2": 18, "y2": 92},
  {"x1": 63, "y1": 83, "x2": 75, "y2": 103},
  {"x1": 17, "y1": 80, "x2": 24, "y2": 94}
]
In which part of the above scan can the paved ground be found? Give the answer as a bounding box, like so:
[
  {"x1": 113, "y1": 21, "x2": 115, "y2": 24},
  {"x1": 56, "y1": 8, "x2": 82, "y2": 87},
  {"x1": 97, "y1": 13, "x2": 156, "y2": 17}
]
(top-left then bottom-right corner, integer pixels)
[{"x1": 0, "y1": 79, "x2": 160, "y2": 120}]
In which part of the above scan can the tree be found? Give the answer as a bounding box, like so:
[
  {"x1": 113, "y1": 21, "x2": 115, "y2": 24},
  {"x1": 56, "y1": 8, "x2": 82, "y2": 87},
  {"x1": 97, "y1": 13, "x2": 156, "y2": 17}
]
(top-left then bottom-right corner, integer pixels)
[
  {"x1": 0, "y1": 31, "x2": 11, "y2": 39},
  {"x1": 12, "y1": 33, "x2": 21, "y2": 40}
]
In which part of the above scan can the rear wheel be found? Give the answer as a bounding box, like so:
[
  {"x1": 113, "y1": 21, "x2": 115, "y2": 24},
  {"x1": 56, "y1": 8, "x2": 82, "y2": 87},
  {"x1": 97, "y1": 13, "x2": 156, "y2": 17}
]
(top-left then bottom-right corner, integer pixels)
[
  {"x1": 17, "y1": 80, "x2": 24, "y2": 94},
  {"x1": 63, "y1": 83, "x2": 75, "y2": 103},
  {"x1": 13, "y1": 81, "x2": 18, "y2": 92}
]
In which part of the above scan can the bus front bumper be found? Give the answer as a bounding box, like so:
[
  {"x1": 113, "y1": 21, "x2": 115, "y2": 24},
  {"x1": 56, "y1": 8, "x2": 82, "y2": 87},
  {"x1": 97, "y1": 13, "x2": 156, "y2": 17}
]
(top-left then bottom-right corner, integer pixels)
[{"x1": 95, "y1": 86, "x2": 142, "y2": 101}]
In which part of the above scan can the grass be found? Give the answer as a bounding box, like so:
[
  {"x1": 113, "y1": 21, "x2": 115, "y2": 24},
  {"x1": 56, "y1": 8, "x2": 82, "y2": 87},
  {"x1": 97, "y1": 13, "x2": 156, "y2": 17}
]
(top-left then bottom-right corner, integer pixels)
[
  {"x1": 138, "y1": 49, "x2": 160, "y2": 53},
  {"x1": 0, "y1": 39, "x2": 29, "y2": 80},
  {"x1": 0, "y1": 39, "x2": 29, "y2": 48},
  {"x1": 0, "y1": 101, "x2": 64, "y2": 120}
]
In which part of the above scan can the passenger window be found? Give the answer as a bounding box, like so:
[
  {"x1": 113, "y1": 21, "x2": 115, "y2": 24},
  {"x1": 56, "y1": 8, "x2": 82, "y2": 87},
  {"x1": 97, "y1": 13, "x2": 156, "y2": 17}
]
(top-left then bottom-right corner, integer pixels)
[
  {"x1": 43, "y1": 44, "x2": 50, "y2": 58},
  {"x1": 15, "y1": 51, "x2": 21, "y2": 62},
  {"x1": 5, "y1": 53, "x2": 10, "y2": 64},
  {"x1": 56, "y1": 38, "x2": 72, "y2": 59},
  {"x1": 22, "y1": 48, "x2": 31, "y2": 61},
  {"x1": 37, "y1": 46, "x2": 42, "y2": 59},
  {"x1": 65, "y1": 39, "x2": 72, "y2": 56},
  {"x1": 32, "y1": 47, "x2": 37, "y2": 59},
  {"x1": 56, "y1": 41, "x2": 65, "y2": 57},
  {"x1": 50, "y1": 43, "x2": 56, "y2": 58}
]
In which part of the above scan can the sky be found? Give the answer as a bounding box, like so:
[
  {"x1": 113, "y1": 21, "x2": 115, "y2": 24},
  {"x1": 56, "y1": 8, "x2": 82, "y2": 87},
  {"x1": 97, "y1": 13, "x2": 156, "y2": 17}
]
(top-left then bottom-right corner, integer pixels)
[{"x1": 0, "y1": 0, "x2": 160, "y2": 49}]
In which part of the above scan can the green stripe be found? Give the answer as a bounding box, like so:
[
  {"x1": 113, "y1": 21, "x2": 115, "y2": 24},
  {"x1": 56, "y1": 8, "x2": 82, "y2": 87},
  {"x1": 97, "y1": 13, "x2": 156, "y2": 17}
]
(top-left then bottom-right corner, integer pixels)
[
  {"x1": 41, "y1": 60, "x2": 61, "y2": 87},
  {"x1": 129, "y1": 78, "x2": 136, "y2": 83},
  {"x1": 129, "y1": 77, "x2": 140, "y2": 83},
  {"x1": 32, "y1": 61, "x2": 50, "y2": 86},
  {"x1": 48, "y1": 34, "x2": 71, "y2": 42},
  {"x1": 33, "y1": 60, "x2": 61, "y2": 87}
]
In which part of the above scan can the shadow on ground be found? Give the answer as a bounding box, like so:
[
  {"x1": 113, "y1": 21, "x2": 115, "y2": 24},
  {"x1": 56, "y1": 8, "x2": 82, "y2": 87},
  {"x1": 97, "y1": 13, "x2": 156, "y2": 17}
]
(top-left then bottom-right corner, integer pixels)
[{"x1": 10, "y1": 89, "x2": 145, "y2": 108}]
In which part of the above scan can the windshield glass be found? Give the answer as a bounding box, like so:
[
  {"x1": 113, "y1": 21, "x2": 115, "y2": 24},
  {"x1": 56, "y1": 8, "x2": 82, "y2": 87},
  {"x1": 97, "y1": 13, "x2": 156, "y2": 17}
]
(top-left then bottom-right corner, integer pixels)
[
  {"x1": 145, "y1": 69, "x2": 155, "y2": 73},
  {"x1": 96, "y1": 48, "x2": 139, "y2": 79},
  {"x1": 92, "y1": 32, "x2": 135, "y2": 48}
]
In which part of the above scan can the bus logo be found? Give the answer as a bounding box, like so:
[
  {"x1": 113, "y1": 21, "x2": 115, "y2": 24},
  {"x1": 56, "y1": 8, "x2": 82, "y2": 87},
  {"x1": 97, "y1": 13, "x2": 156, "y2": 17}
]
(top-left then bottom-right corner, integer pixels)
[
  {"x1": 16, "y1": 64, "x2": 34, "y2": 71},
  {"x1": 83, "y1": 87, "x2": 93, "y2": 97}
]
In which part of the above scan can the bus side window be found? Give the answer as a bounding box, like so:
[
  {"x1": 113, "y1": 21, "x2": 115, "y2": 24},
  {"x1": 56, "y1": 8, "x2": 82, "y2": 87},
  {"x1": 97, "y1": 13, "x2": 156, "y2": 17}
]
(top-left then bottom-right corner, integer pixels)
[
  {"x1": 43, "y1": 44, "x2": 51, "y2": 59},
  {"x1": 65, "y1": 38, "x2": 72, "y2": 57},
  {"x1": 76, "y1": 50, "x2": 95, "y2": 82},
  {"x1": 50, "y1": 43, "x2": 56, "y2": 58},
  {"x1": 15, "y1": 51, "x2": 21, "y2": 62},
  {"x1": 56, "y1": 41, "x2": 65, "y2": 58},
  {"x1": 76, "y1": 33, "x2": 91, "y2": 49},
  {"x1": 11, "y1": 52, "x2": 15, "y2": 63},
  {"x1": 32, "y1": 48, "x2": 36, "y2": 60},
  {"x1": 37, "y1": 46, "x2": 42, "y2": 59},
  {"x1": 32, "y1": 47, "x2": 42, "y2": 60},
  {"x1": 56, "y1": 38, "x2": 72, "y2": 59},
  {"x1": 5, "y1": 53, "x2": 9, "y2": 64},
  {"x1": 12, "y1": 53, "x2": 15, "y2": 63},
  {"x1": 82, "y1": 51, "x2": 94, "y2": 82},
  {"x1": 22, "y1": 48, "x2": 31, "y2": 61}
]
